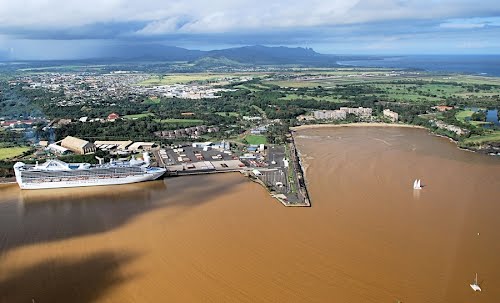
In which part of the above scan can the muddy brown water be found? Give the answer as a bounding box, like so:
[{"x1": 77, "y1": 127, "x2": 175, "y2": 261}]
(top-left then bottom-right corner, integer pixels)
[{"x1": 0, "y1": 127, "x2": 499, "y2": 303}]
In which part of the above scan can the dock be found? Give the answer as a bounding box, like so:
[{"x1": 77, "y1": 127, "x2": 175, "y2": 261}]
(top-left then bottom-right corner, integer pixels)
[{"x1": 152, "y1": 140, "x2": 311, "y2": 207}]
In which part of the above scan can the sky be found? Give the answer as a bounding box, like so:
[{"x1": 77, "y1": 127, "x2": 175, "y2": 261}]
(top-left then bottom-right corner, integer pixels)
[{"x1": 0, "y1": 0, "x2": 499, "y2": 59}]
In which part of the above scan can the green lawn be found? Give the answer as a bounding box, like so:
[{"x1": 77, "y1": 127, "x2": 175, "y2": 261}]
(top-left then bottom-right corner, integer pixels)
[
  {"x1": 155, "y1": 118, "x2": 204, "y2": 124},
  {"x1": 464, "y1": 131, "x2": 500, "y2": 144},
  {"x1": 279, "y1": 93, "x2": 343, "y2": 102},
  {"x1": 216, "y1": 112, "x2": 240, "y2": 117},
  {"x1": 124, "y1": 113, "x2": 155, "y2": 120},
  {"x1": 0, "y1": 147, "x2": 30, "y2": 160},
  {"x1": 455, "y1": 110, "x2": 475, "y2": 122},
  {"x1": 244, "y1": 135, "x2": 267, "y2": 145},
  {"x1": 137, "y1": 73, "x2": 239, "y2": 86}
]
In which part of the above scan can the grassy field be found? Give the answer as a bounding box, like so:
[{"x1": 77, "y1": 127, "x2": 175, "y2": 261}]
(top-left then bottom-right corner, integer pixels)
[
  {"x1": 244, "y1": 135, "x2": 267, "y2": 145},
  {"x1": 280, "y1": 94, "x2": 344, "y2": 102},
  {"x1": 155, "y1": 118, "x2": 204, "y2": 124},
  {"x1": 268, "y1": 72, "x2": 500, "y2": 89},
  {"x1": 137, "y1": 73, "x2": 257, "y2": 86},
  {"x1": 124, "y1": 113, "x2": 155, "y2": 120},
  {"x1": 464, "y1": 131, "x2": 500, "y2": 144},
  {"x1": 455, "y1": 110, "x2": 474, "y2": 122},
  {"x1": 0, "y1": 147, "x2": 30, "y2": 160},
  {"x1": 216, "y1": 112, "x2": 240, "y2": 117}
]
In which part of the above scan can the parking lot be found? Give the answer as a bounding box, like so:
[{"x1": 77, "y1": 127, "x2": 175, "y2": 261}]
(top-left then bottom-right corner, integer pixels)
[
  {"x1": 259, "y1": 168, "x2": 288, "y2": 194},
  {"x1": 155, "y1": 145, "x2": 235, "y2": 167}
]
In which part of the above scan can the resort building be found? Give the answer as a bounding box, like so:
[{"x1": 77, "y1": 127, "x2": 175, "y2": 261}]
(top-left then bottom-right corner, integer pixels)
[
  {"x1": 313, "y1": 110, "x2": 347, "y2": 120},
  {"x1": 340, "y1": 107, "x2": 373, "y2": 118},
  {"x1": 61, "y1": 136, "x2": 96, "y2": 155},
  {"x1": 383, "y1": 109, "x2": 399, "y2": 122}
]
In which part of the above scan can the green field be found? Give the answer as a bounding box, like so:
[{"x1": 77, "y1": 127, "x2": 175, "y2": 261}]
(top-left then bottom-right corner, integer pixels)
[
  {"x1": 137, "y1": 73, "x2": 255, "y2": 86},
  {"x1": 280, "y1": 93, "x2": 344, "y2": 102},
  {"x1": 155, "y1": 118, "x2": 204, "y2": 124},
  {"x1": 455, "y1": 110, "x2": 475, "y2": 122},
  {"x1": 0, "y1": 147, "x2": 30, "y2": 160},
  {"x1": 216, "y1": 112, "x2": 240, "y2": 117},
  {"x1": 464, "y1": 131, "x2": 500, "y2": 144},
  {"x1": 244, "y1": 135, "x2": 267, "y2": 145},
  {"x1": 124, "y1": 113, "x2": 155, "y2": 120}
]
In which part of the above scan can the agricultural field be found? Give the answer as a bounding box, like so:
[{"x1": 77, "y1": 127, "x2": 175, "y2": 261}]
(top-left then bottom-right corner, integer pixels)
[{"x1": 0, "y1": 147, "x2": 30, "y2": 160}]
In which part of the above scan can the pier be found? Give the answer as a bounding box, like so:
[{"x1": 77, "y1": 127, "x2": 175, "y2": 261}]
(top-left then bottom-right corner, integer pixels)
[{"x1": 152, "y1": 138, "x2": 311, "y2": 207}]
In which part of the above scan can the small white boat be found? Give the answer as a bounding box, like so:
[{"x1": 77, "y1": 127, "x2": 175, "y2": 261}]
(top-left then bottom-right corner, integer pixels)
[
  {"x1": 470, "y1": 273, "x2": 481, "y2": 291},
  {"x1": 413, "y1": 179, "x2": 422, "y2": 190}
]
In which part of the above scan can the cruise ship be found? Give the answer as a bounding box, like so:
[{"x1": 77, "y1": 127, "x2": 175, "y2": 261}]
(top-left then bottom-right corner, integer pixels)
[{"x1": 14, "y1": 153, "x2": 166, "y2": 190}]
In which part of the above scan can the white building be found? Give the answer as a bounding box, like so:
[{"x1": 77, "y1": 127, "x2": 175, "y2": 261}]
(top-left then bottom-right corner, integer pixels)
[
  {"x1": 340, "y1": 107, "x2": 373, "y2": 118},
  {"x1": 383, "y1": 109, "x2": 399, "y2": 122},
  {"x1": 313, "y1": 110, "x2": 346, "y2": 120}
]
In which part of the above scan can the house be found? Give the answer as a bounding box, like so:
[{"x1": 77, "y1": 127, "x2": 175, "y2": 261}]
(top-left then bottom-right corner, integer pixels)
[
  {"x1": 432, "y1": 105, "x2": 454, "y2": 112},
  {"x1": 107, "y1": 113, "x2": 120, "y2": 121}
]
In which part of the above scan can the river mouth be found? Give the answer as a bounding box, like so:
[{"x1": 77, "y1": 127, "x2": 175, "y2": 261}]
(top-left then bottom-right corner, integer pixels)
[{"x1": 1, "y1": 127, "x2": 499, "y2": 303}]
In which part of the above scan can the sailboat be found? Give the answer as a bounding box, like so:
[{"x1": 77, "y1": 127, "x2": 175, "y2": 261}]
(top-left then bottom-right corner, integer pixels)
[
  {"x1": 413, "y1": 179, "x2": 422, "y2": 190},
  {"x1": 470, "y1": 273, "x2": 481, "y2": 291}
]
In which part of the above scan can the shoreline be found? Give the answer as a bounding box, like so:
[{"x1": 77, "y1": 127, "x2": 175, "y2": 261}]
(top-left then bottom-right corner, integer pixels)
[
  {"x1": 291, "y1": 122, "x2": 499, "y2": 156},
  {"x1": 291, "y1": 122, "x2": 427, "y2": 131}
]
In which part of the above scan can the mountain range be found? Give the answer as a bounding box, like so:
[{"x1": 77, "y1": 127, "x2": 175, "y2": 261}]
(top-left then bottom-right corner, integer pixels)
[{"x1": 90, "y1": 44, "x2": 339, "y2": 66}]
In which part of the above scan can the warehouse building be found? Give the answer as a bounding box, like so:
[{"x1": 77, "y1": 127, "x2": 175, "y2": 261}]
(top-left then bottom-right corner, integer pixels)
[{"x1": 61, "y1": 136, "x2": 96, "y2": 155}]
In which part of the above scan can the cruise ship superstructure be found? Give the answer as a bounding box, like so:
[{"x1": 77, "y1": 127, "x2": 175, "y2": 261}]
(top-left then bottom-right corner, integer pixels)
[{"x1": 14, "y1": 153, "x2": 166, "y2": 190}]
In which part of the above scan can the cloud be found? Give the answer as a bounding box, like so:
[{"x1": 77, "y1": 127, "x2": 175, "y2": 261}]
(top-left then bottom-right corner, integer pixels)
[
  {"x1": 440, "y1": 23, "x2": 485, "y2": 29},
  {"x1": 0, "y1": 0, "x2": 499, "y2": 38},
  {"x1": 0, "y1": 0, "x2": 499, "y2": 58}
]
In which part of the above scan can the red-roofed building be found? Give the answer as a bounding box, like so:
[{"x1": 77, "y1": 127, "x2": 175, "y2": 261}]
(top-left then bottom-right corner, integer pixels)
[
  {"x1": 432, "y1": 105, "x2": 454, "y2": 112},
  {"x1": 107, "y1": 113, "x2": 120, "y2": 121}
]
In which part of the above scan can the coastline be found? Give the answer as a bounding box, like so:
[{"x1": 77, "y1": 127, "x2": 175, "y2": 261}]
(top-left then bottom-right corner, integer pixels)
[
  {"x1": 292, "y1": 122, "x2": 500, "y2": 158},
  {"x1": 291, "y1": 122, "x2": 427, "y2": 131}
]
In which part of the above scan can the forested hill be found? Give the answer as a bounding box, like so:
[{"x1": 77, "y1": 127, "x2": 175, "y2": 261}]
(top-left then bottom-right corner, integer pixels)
[
  {"x1": 73, "y1": 45, "x2": 338, "y2": 66},
  {"x1": 204, "y1": 45, "x2": 336, "y2": 65}
]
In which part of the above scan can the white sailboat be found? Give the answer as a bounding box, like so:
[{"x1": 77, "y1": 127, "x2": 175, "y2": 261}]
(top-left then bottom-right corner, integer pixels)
[
  {"x1": 413, "y1": 179, "x2": 422, "y2": 190},
  {"x1": 470, "y1": 273, "x2": 481, "y2": 291}
]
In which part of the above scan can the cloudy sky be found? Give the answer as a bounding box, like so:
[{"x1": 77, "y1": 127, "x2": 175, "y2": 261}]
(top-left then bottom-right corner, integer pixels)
[{"x1": 0, "y1": 0, "x2": 499, "y2": 59}]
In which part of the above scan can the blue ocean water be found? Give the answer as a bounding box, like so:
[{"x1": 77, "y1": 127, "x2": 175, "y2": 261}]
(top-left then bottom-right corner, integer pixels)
[{"x1": 338, "y1": 55, "x2": 500, "y2": 77}]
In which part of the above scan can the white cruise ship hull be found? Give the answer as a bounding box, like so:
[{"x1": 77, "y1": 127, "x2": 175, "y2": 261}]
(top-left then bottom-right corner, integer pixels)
[{"x1": 18, "y1": 170, "x2": 165, "y2": 190}]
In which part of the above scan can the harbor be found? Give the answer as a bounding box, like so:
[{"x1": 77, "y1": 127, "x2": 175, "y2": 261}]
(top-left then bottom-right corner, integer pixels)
[
  {"x1": 1, "y1": 126, "x2": 499, "y2": 303},
  {"x1": 152, "y1": 138, "x2": 311, "y2": 207}
]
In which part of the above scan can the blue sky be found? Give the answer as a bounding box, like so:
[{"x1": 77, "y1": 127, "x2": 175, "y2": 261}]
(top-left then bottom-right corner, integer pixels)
[{"x1": 0, "y1": 0, "x2": 499, "y2": 59}]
